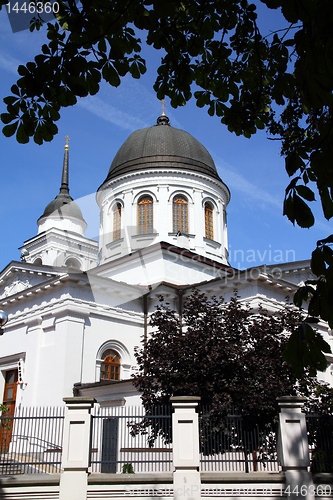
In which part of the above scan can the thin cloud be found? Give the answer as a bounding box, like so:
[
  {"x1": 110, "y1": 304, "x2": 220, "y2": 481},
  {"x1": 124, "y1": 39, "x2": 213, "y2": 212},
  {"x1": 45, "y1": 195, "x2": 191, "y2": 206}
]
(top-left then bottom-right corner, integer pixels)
[
  {"x1": 78, "y1": 94, "x2": 149, "y2": 132},
  {"x1": 313, "y1": 220, "x2": 333, "y2": 235},
  {"x1": 215, "y1": 157, "x2": 282, "y2": 209},
  {"x1": 0, "y1": 52, "x2": 21, "y2": 74}
]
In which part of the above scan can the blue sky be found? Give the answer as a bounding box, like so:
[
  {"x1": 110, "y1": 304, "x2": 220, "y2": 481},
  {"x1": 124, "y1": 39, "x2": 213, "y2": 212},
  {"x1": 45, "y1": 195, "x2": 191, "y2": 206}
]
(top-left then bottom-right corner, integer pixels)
[{"x1": 0, "y1": 4, "x2": 332, "y2": 272}]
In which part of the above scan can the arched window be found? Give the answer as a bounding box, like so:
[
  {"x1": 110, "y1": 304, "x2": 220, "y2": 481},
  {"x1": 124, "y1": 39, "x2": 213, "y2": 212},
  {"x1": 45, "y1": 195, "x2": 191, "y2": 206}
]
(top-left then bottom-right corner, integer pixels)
[
  {"x1": 100, "y1": 350, "x2": 121, "y2": 381},
  {"x1": 113, "y1": 203, "x2": 122, "y2": 241},
  {"x1": 204, "y1": 202, "x2": 214, "y2": 240},
  {"x1": 138, "y1": 196, "x2": 153, "y2": 234},
  {"x1": 173, "y1": 195, "x2": 188, "y2": 233},
  {"x1": 65, "y1": 257, "x2": 81, "y2": 269}
]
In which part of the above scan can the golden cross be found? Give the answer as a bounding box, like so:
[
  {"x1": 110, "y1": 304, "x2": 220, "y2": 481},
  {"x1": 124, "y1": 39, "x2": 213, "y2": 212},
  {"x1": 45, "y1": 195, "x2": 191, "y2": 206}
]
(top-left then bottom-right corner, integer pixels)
[
  {"x1": 160, "y1": 99, "x2": 166, "y2": 116},
  {"x1": 65, "y1": 135, "x2": 70, "y2": 149}
]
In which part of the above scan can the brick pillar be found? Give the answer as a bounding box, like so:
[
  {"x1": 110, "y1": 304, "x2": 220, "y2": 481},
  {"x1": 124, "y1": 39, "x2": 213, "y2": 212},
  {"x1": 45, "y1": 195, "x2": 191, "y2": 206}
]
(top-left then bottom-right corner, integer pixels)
[
  {"x1": 171, "y1": 396, "x2": 201, "y2": 500},
  {"x1": 277, "y1": 396, "x2": 314, "y2": 500},
  {"x1": 59, "y1": 397, "x2": 95, "y2": 500}
]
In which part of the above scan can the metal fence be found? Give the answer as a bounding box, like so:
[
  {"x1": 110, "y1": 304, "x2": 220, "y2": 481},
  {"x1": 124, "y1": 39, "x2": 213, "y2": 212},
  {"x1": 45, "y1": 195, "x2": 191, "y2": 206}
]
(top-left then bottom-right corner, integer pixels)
[
  {"x1": 0, "y1": 404, "x2": 285, "y2": 475},
  {"x1": 90, "y1": 405, "x2": 173, "y2": 473},
  {"x1": 307, "y1": 414, "x2": 333, "y2": 473},
  {"x1": 199, "y1": 408, "x2": 280, "y2": 473},
  {"x1": 0, "y1": 406, "x2": 64, "y2": 475}
]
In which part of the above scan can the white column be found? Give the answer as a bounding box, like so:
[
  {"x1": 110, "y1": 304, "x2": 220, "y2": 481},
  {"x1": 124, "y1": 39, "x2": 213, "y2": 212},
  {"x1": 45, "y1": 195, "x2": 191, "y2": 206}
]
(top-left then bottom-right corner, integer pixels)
[
  {"x1": 59, "y1": 397, "x2": 95, "y2": 500},
  {"x1": 277, "y1": 396, "x2": 314, "y2": 500},
  {"x1": 171, "y1": 396, "x2": 201, "y2": 500}
]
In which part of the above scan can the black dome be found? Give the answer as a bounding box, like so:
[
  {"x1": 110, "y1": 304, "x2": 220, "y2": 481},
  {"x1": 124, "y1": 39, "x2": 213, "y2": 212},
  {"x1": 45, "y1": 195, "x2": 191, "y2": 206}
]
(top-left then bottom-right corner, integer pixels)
[
  {"x1": 100, "y1": 116, "x2": 221, "y2": 187},
  {"x1": 38, "y1": 145, "x2": 86, "y2": 224},
  {"x1": 39, "y1": 192, "x2": 85, "y2": 221}
]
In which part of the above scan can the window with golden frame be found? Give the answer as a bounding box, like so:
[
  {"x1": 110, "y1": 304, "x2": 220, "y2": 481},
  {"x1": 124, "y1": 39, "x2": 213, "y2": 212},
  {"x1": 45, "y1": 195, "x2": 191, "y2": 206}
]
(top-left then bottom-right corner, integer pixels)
[
  {"x1": 113, "y1": 203, "x2": 122, "y2": 241},
  {"x1": 204, "y1": 202, "x2": 214, "y2": 240},
  {"x1": 100, "y1": 349, "x2": 121, "y2": 381},
  {"x1": 173, "y1": 195, "x2": 188, "y2": 233},
  {"x1": 138, "y1": 196, "x2": 153, "y2": 234}
]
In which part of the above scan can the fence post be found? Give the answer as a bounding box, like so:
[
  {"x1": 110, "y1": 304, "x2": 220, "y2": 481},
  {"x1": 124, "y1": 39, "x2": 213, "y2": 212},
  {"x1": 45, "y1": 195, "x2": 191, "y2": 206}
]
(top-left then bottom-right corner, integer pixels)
[
  {"x1": 277, "y1": 396, "x2": 314, "y2": 500},
  {"x1": 59, "y1": 397, "x2": 95, "y2": 500},
  {"x1": 171, "y1": 396, "x2": 201, "y2": 500}
]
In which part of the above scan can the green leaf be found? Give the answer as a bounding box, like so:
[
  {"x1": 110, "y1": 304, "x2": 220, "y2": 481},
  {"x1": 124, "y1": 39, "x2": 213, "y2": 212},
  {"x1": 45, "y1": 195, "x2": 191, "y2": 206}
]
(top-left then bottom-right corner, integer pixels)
[
  {"x1": 311, "y1": 248, "x2": 326, "y2": 276},
  {"x1": 2, "y1": 121, "x2": 19, "y2": 137},
  {"x1": 295, "y1": 185, "x2": 315, "y2": 202},
  {"x1": 293, "y1": 194, "x2": 315, "y2": 228},
  {"x1": 34, "y1": 126, "x2": 44, "y2": 145},
  {"x1": 1, "y1": 113, "x2": 13, "y2": 125},
  {"x1": 318, "y1": 234, "x2": 333, "y2": 246},
  {"x1": 102, "y1": 64, "x2": 120, "y2": 87},
  {"x1": 319, "y1": 187, "x2": 333, "y2": 220},
  {"x1": 283, "y1": 194, "x2": 295, "y2": 224},
  {"x1": 16, "y1": 123, "x2": 29, "y2": 144},
  {"x1": 322, "y1": 245, "x2": 333, "y2": 266},
  {"x1": 285, "y1": 151, "x2": 305, "y2": 176},
  {"x1": 293, "y1": 285, "x2": 312, "y2": 308},
  {"x1": 284, "y1": 323, "x2": 331, "y2": 377},
  {"x1": 17, "y1": 65, "x2": 29, "y2": 76},
  {"x1": 3, "y1": 96, "x2": 18, "y2": 106}
]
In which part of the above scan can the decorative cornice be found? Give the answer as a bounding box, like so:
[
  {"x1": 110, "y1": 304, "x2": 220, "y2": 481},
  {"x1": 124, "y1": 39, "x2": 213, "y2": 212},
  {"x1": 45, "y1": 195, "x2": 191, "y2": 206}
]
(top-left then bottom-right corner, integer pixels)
[
  {"x1": 0, "y1": 263, "x2": 58, "y2": 287},
  {"x1": 96, "y1": 168, "x2": 230, "y2": 205},
  {"x1": 22, "y1": 228, "x2": 98, "y2": 250},
  {"x1": 5, "y1": 295, "x2": 144, "y2": 330}
]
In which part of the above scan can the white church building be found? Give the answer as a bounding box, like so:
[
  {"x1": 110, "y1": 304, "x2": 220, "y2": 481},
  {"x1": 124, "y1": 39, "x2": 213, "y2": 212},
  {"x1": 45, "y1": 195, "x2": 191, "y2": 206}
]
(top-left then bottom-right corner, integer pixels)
[{"x1": 0, "y1": 113, "x2": 332, "y2": 414}]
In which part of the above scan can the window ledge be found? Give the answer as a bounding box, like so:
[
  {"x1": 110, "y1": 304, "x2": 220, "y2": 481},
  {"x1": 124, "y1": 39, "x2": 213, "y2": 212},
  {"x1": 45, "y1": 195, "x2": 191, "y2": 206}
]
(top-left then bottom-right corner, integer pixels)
[
  {"x1": 106, "y1": 237, "x2": 124, "y2": 249},
  {"x1": 168, "y1": 232, "x2": 195, "y2": 238},
  {"x1": 203, "y1": 237, "x2": 221, "y2": 248},
  {"x1": 131, "y1": 233, "x2": 158, "y2": 239}
]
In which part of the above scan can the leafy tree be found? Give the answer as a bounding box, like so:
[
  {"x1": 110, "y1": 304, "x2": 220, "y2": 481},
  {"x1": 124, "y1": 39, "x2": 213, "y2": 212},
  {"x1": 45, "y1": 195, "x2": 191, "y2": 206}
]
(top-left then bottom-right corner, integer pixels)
[
  {"x1": 1, "y1": 0, "x2": 332, "y2": 372},
  {"x1": 132, "y1": 289, "x2": 328, "y2": 434}
]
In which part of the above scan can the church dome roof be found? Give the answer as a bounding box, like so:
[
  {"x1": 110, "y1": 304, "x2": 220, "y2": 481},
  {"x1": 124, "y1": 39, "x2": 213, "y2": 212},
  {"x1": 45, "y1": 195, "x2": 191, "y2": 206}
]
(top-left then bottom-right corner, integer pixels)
[
  {"x1": 40, "y1": 192, "x2": 84, "y2": 220},
  {"x1": 38, "y1": 142, "x2": 85, "y2": 223},
  {"x1": 100, "y1": 115, "x2": 221, "y2": 186}
]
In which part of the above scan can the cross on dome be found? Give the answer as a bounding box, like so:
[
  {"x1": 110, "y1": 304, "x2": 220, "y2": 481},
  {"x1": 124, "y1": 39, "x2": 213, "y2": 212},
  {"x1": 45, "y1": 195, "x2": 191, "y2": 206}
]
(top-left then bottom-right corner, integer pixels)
[{"x1": 160, "y1": 99, "x2": 166, "y2": 116}]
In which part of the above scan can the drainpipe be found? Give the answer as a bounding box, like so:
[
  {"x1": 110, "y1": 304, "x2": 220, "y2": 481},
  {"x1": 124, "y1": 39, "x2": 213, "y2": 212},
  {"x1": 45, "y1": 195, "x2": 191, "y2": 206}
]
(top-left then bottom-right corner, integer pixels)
[
  {"x1": 142, "y1": 289, "x2": 151, "y2": 375},
  {"x1": 143, "y1": 292, "x2": 149, "y2": 349}
]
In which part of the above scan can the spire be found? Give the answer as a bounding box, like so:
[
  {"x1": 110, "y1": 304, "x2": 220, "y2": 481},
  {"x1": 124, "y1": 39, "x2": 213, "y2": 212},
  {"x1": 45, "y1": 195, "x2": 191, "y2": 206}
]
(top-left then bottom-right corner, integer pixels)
[
  {"x1": 38, "y1": 135, "x2": 85, "y2": 223},
  {"x1": 60, "y1": 136, "x2": 70, "y2": 195}
]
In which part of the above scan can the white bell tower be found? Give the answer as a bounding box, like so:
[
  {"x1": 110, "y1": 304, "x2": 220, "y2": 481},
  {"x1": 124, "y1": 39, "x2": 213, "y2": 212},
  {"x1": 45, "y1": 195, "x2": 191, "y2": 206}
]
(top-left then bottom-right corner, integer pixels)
[{"x1": 19, "y1": 137, "x2": 98, "y2": 271}]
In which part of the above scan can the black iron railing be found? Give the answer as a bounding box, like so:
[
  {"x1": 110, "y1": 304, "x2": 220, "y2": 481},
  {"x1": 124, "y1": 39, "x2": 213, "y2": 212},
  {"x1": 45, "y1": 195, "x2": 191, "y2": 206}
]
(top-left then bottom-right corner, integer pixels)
[
  {"x1": 90, "y1": 405, "x2": 173, "y2": 473},
  {"x1": 0, "y1": 406, "x2": 64, "y2": 475},
  {"x1": 199, "y1": 407, "x2": 280, "y2": 473},
  {"x1": 307, "y1": 414, "x2": 333, "y2": 473}
]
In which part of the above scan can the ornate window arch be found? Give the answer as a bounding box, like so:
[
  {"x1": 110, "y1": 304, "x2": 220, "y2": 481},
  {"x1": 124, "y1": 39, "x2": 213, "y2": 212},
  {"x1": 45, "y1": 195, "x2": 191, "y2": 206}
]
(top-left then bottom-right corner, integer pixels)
[
  {"x1": 138, "y1": 195, "x2": 153, "y2": 234},
  {"x1": 113, "y1": 202, "x2": 122, "y2": 241},
  {"x1": 96, "y1": 341, "x2": 131, "y2": 382},
  {"x1": 204, "y1": 202, "x2": 214, "y2": 240},
  {"x1": 173, "y1": 195, "x2": 188, "y2": 234}
]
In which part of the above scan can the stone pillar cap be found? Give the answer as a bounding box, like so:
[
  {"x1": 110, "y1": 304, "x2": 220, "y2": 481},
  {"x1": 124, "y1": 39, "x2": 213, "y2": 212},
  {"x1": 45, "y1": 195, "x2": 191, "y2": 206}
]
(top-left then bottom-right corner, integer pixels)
[{"x1": 170, "y1": 396, "x2": 201, "y2": 402}]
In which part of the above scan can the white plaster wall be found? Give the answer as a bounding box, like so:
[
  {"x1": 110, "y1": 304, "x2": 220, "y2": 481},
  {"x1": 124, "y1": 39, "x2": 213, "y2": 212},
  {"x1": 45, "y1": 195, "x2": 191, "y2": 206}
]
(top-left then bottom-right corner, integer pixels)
[
  {"x1": 95, "y1": 249, "x2": 228, "y2": 286},
  {"x1": 0, "y1": 279, "x2": 144, "y2": 406},
  {"x1": 81, "y1": 314, "x2": 143, "y2": 384}
]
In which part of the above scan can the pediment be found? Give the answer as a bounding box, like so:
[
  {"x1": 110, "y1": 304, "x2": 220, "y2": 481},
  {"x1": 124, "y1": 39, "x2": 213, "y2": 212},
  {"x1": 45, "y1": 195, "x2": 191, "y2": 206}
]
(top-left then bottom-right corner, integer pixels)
[{"x1": 0, "y1": 262, "x2": 60, "y2": 300}]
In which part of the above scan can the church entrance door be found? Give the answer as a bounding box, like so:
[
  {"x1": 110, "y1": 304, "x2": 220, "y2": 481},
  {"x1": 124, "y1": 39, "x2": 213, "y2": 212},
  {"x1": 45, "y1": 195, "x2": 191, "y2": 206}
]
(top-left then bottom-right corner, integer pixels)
[{"x1": 0, "y1": 369, "x2": 18, "y2": 453}]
